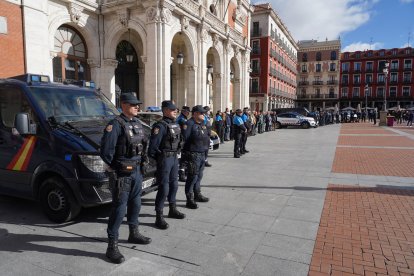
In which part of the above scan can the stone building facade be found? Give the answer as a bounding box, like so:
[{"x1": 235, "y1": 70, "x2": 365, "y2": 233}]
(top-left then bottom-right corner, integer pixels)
[
  {"x1": 6, "y1": 0, "x2": 252, "y2": 111},
  {"x1": 250, "y1": 3, "x2": 297, "y2": 112},
  {"x1": 296, "y1": 39, "x2": 341, "y2": 111}
]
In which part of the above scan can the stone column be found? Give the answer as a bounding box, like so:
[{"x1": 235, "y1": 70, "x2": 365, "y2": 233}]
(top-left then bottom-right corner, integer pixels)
[
  {"x1": 186, "y1": 65, "x2": 197, "y2": 107},
  {"x1": 101, "y1": 59, "x2": 119, "y2": 104},
  {"x1": 137, "y1": 68, "x2": 145, "y2": 102},
  {"x1": 197, "y1": 24, "x2": 209, "y2": 106}
]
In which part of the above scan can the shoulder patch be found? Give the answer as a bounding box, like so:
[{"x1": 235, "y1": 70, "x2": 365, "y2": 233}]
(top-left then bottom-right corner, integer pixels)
[
  {"x1": 153, "y1": 127, "x2": 160, "y2": 135},
  {"x1": 106, "y1": 125, "x2": 113, "y2": 132},
  {"x1": 183, "y1": 124, "x2": 187, "y2": 130}
]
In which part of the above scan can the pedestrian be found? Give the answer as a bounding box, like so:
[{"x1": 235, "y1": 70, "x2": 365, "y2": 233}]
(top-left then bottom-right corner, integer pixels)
[
  {"x1": 203, "y1": 106, "x2": 213, "y2": 167},
  {"x1": 241, "y1": 107, "x2": 251, "y2": 154},
  {"x1": 407, "y1": 111, "x2": 413, "y2": 127},
  {"x1": 100, "y1": 93, "x2": 151, "y2": 264},
  {"x1": 224, "y1": 107, "x2": 231, "y2": 141},
  {"x1": 176, "y1": 106, "x2": 190, "y2": 182},
  {"x1": 183, "y1": 105, "x2": 211, "y2": 209},
  {"x1": 233, "y1": 109, "x2": 246, "y2": 158},
  {"x1": 148, "y1": 100, "x2": 186, "y2": 230},
  {"x1": 214, "y1": 110, "x2": 225, "y2": 143},
  {"x1": 373, "y1": 109, "x2": 377, "y2": 125}
]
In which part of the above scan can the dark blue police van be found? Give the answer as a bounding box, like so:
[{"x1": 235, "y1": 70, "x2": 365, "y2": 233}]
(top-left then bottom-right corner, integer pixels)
[{"x1": 0, "y1": 74, "x2": 156, "y2": 223}]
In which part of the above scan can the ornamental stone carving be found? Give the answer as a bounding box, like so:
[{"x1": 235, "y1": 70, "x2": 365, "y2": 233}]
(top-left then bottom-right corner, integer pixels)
[
  {"x1": 118, "y1": 9, "x2": 129, "y2": 28},
  {"x1": 161, "y1": 8, "x2": 172, "y2": 24},
  {"x1": 141, "y1": 55, "x2": 147, "y2": 63},
  {"x1": 104, "y1": 59, "x2": 119, "y2": 68},
  {"x1": 232, "y1": 45, "x2": 240, "y2": 58},
  {"x1": 211, "y1": 33, "x2": 219, "y2": 47},
  {"x1": 87, "y1": 58, "x2": 99, "y2": 68},
  {"x1": 186, "y1": 65, "x2": 197, "y2": 72},
  {"x1": 146, "y1": 7, "x2": 160, "y2": 23},
  {"x1": 181, "y1": 16, "x2": 189, "y2": 31},
  {"x1": 200, "y1": 28, "x2": 209, "y2": 42},
  {"x1": 68, "y1": 3, "x2": 82, "y2": 24}
]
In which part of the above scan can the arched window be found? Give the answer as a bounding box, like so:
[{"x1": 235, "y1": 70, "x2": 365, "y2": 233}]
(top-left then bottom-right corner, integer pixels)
[
  {"x1": 316, "y1": 52, "x2": 322, "y2": 61},
  {"x1": 52, "y1": 25, "x2": 89, "y2": 83},
  {"x1": 331, "y1": 51, "x2": 337, "y2": 60}
]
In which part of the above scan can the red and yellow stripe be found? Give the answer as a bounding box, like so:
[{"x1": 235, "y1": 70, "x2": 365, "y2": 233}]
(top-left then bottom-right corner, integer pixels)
[{"x1": 6, "y1": 136, "x2": 37, "y2": 171}]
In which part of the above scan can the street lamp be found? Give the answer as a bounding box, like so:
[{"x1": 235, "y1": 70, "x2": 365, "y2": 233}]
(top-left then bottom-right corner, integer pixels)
[
  {"x1": 230, "y1": 71, "x2": 234, "y2": 80},
  {"x1": 207, "y1": 63, "x2": 214, "y2": 74},
  {"x1": 176, "y1": 52, "x2": 184, "y2": 65},
  {"x1": 364, "y1": 84, "x2": 369, "y2": 115},
  {"x1": 383, "y1": 61, "x2": 390, "y2": 111},
  {"x1": 126, "y1": 29, "x2": 134, "y2": 63}
]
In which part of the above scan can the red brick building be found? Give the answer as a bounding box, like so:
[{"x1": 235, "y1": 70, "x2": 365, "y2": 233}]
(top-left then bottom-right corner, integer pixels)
[
  {"x1": 340, "y1": 47, "x2": 414, "y2": 110},
  {"x1": 0, "y1": 0, "x2": 25, "y2": 78},
  {"x1": 250, "y1": 4, "x2": 298, "y2": 111}
]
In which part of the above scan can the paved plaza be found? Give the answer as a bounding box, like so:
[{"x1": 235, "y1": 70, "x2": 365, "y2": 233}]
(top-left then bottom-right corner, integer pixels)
[{"x1": 1, "y1": 122, "x2": 414, "y2": 275}]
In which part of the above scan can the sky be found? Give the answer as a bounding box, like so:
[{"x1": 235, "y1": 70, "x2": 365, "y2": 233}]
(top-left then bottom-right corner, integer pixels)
[{"x1": 252, "y1": 0, "x2": 414, "y2": 52}]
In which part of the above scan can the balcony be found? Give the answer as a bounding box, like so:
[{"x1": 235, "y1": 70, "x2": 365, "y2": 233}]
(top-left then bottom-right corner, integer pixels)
[
  {"x1": 365, "y1": 68, "x2": 373, "y2": 73},
  {"x1": 313, "y1": 81, "x2": 324, "y2": 85},
  {"x1": 325, "y1": 93, "x2": 338, "y2": 99},
  {"x1": 342, "y1": 69, "x2": 349, "y2": 73},
  {"x1": 327, "y1": 80, "x2": 338, "y2": 85},
  {"x1": 251, "y1": 48, "x2": 261, "y2": 55},
  {"x1": 390, "y1": 67, "x2": 399, "y2": 72},
  {"x1": 353, "y1": 81, "x2": 361, "y2": 85},
  {"x1": 353, "y1": 69, "x2": 361, "y2": 73},
  {"x1": 251, "y1": 68, "x2": 261, "y2": 74},
  {"x1": 301, "y1": 69, "x2": 308, "y2": 73},
  {"x1": 297, "y1": 94, "x2": 308, "y2": 99},
  {"x1": 377, "y1": 80, "x2": 385, "y2": 85},
  {"x1": 404, "y1": 66, "x2": 412, "y2": 71},
  {"x1": 251, "y1": 28, "x2": 262, "y2": 37},
  {"x1": 403, "y1": 78, "x2": 412, "y2": 84},
  {"x1": 298, "y1": 81, "x2": 309, "y2": 86},
  {"x1": 341, "y1": 94, "x2": 348, "y2": 98},
  {"x1": 329, "y1": 68, "x2": 336, "y2": 72},
  {"x1": 390, "y1": 79, "x2": 398, "y2": 84},
  {"x1": 341, "y1": 81, "x2": 349, "y2": 86},
  {"x1": 311, "y1": 94, "x2": 323, "y2": 99}
]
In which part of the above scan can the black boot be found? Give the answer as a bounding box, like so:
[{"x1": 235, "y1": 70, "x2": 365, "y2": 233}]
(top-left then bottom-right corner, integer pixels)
[
  {"x1": 194, "y1": 192, "x2": 209, "y2": 202},
  {"x1": 204, "y1": 161, "x2": 212, "y2": 167},
  {"x1": 155, "y1": 210, "x2": 169, "y2": 230},
  {"x1": 128, "y1": 225, "x2": 152, "y2": 244},
  {"x1": 106, "y1": 238, "x2": 125, "y2": 264},
  {"x1": 234, "y1": 154, "x2": 240, "y2": 158},
  {"x1": 186, "y1": 193, "x2": 198, "y2": 209},
  {"x1": 244, "y1": 149, "x2": 249, "y2": 153},
  {"x1": 178, "y1": 169, "x2": 187, "y2": 182},
  {"x1": 168, "y1": 203, "x2": 186, "y2": 219}
]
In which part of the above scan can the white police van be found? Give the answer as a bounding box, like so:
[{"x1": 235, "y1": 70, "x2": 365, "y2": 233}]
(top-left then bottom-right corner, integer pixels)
[{"x1": 275, "y1": 112, "x2": 318, "y2": 129}]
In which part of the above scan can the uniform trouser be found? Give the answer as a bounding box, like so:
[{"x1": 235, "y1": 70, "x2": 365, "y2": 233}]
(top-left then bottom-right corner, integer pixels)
[
  {"x1": 107, "y1": 168, "x2": 142, "y2": 239},
  {"x1": 155, "y1": 155, "x2": 179, "y2": 211},
  {"x1": 241, "y1": 132, "x2": 247, "y2": 152},
  {"x1": 225, "y1": 125, "x2": 231, "y2": 140},
  {"x1": 234, "y1": 132, "x2": 242, "y2": 155},
  {"x1": 185, "y1": 152, "x2": 206, "y2": 194}
]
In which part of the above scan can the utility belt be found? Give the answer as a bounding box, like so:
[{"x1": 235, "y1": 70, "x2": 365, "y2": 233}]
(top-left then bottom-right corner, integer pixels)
[
  {"x1": 161, "y1": 151, "x2": 178, "y2": 158},
  {"x1": 113, "y1": 159, "x2": 140, "y2": 174}
]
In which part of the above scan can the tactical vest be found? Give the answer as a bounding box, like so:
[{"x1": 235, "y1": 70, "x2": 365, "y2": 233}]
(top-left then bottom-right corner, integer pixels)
[
  {"x1": 188, "y1": 123, "x2": 210, "y2": 152},
  {"x1": 114, "y1": 116, "x2": 145, "y2": 159},
  {"x1": 158, "y1": 120, "x2": 182, "y2": 152}
]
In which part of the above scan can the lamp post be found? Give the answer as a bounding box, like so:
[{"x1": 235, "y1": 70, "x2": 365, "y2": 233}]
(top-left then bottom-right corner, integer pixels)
[
  {"x1": 364, "y1": 84, "x2": 369, "y2": 115},
  {"x1": 126, "y1": 29, "x2": 134, "y2": 63},
  {"x1": 176, "y1": 52, "x2": 184, "y2": 65}
]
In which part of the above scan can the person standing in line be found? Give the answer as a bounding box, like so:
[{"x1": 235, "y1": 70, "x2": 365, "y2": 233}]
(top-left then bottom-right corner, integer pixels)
[
  {"x1": 233, "y1": 109, "x2": 247, "y2": 158},
  {"x1": 203, "y1": 106, "x2": 213, "y2": 167},
  {"x1": 100, "y1": 93, "x2": 151, "y2": 264},
  {"x1": 183, "y1": 105, "x2": 211, "y2": 208},
  {"x1": 176, "y1": 106, "x2": 190, "y2": 182},
  {"x1": 224, "y1": 108, "x2": 232, "y2": 141},
  {"x1": 148, "y1": 101, "x2": 186, "y2": 230},
  {"x1": 241, "y1": 107, "x2": 251, "y2": 154},
  {"x1": 407, "y1": 111, "x2": 413, "y2": 127},
  {"x1": 214, "y1": 110, "x2": 225, "y2": 144}
]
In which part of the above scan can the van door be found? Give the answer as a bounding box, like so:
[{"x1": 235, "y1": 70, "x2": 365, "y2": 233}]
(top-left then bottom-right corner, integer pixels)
[{"x1": 0, "y1": 85, "x2": 37, "y2": 197}]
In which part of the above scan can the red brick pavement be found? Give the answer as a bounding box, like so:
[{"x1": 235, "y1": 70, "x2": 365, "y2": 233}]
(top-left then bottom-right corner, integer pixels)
[
  {"x1": 309, "y1": 184, "x2": 414, "y2": 276},
  {"x1": 340, "y1": 129, "x2": 396, "y2": 135},
  {"x1": 337, "y1": 136, "x2": 414, "y2": 147}
]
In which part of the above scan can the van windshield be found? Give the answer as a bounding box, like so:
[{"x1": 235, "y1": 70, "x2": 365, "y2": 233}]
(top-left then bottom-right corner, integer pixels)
[{"x1": 29, "y1": 86, "x2": 120, "y2": 122}]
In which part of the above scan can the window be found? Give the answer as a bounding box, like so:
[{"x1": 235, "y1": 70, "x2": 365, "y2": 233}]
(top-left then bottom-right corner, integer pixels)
[
  {"x1": 365, "y1": 74, "x2": 373, "y2": 84},
  {"x1": 403, "y1": 87, "x2": 410, "y2": 96},
  {"x1": 355, "y1": 52, "x2": 360, "y2": 58},
  {"x1": 251, "y1": 59, "x2": 260, "y2": 73},
  {"x1": 353, "y1": 87, "x2": 360, "y2": 97},
  {"x1": 330, "y1": 63, "x2": 336, "y2": 71},
  {"x1": 301, "y1": 64, "x2": 307, "y2": 72},
  {"x1": 380, "y1": 51, "x2": 385, "y2": 56},
  {"x1": 366, "y1": 61, "x2": 373, "y2": 71},
  {"x1": 365, "y1": 87, "x2": 372, "y2": 97},
  {"x1": 389, "y1": 87, "x2": 397, "y2": 97},
  {"x1": 251, "y1": 78, "x2": 259, "y2": 93},
  {"x1": 403, "y1": 72, "x2": 411, "y2": 82},
  {"x1": 0, "y1": 86, "x2": 38, "y2": 128},
  {"x1": 52, "y1": 25, "x2": 89, "y2": 83},
  {"x1": 209, "y1": 4, "x2": 217, "y2": 15},
  {"x1": 252, "y1": 22, "x2": 260, "y2": 36},
  {"x1": 378, "y1": 60, "x2": 387, "y2": 71},
  {"x1": 315, "y1": 88, "x2": 321, "y2": 97},
  {"x1": 353, "y1": 75, "x2": 361, "y2": 85},
  {"x1": 344, "y1": 53, "x2": 349, "y2": 59},
  {"x1": 315, "y1": 63, "x2": 321, "y2": 72},
  {"x1": 316, "y1": 52, "x2": 321, "y2": 61},
  {"x1": 328, "y1": 88, "x2": 335, "y2": 98},
  {"x1": 302, "y1": 53, "x2": 307, "y2": 62},
  {"x1": 341, "y1": 87, "x2": 348, "y2": 97},
  {"x1": 367, "y1": 51, "x2": 373, "y2": 57},
  {"x1": 251, "y1": 40, "x2": 260, "y2": 54},
  {"x1": 390, "y1": 73, "x2": 398, "y2": 82},
  {"x1": 354, "y1": 62, "x2": 362, "y2": 72},
  {"x1": 342, "y1": 62, "x2": 349, "y2": 72},
  {"x1": 331, "y1": 51, "x2": 337, "y2": 60},
  {"x1": 391, "y1": 60, "x2": 399, "y2": 70},
  {"x1": 406, "y1": 48, "x2": 411, "y2": 55},
  {"x1": 377, "y1": 87, "x2": 384, "y2": 97},
  {"x1": 301, "y1": 88, "x2": 306, "y2": 97},
  {"x1": 392, "y1": 49, "x2": 398, "y2": 55},
  {"x1": 404, "y1": 59, "x2": 412, "y2": 69},
  {"x1": 342, "y1": 75, "x2": 349, "y2": 85},
  {"x1": 377, "y1": 73, "x2": 385, "y2": 83}
]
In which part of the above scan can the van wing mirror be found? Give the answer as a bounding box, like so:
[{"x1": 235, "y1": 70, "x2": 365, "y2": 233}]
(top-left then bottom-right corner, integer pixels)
[{"x1": 14, "y1": 113, "x2": 35, "y2": 135}]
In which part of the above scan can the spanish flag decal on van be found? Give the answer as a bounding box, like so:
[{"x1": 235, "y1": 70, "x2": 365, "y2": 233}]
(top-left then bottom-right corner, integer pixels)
[{"x1": 6, "y1": 136, "x2": 37, "y2": 171}]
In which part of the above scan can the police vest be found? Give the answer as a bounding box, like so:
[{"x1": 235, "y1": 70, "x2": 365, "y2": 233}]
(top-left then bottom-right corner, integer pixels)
[
  {"x1": 114, "y1": 116, "x2": 145, "y2": 159},
  {"x1": 158, "y1": 120, "x2": 182, "y2": 152},
  {"x1": 187, "y1": 123, "x2": 210, "y2": 152}
]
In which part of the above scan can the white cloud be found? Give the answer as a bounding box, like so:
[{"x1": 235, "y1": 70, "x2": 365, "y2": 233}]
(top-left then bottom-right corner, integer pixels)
[
  {"x1": 342, "y1": 42, "x2": 384, "y2": 52},
  {"x1": 401, "y1": 42, "x2": 412, "y2": 48},
  {"x1": 257, "y1": 0, "x2": 377, "y2": 41}
]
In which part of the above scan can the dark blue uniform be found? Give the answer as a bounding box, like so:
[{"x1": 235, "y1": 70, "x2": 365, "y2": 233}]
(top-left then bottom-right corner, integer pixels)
[
  {"x1": 148, "y1": 117, "x2": 182, "y2": 212},
  {"x1": 183, "y1": 117, "x2": 210, "y2": 199},
  {"x1": 176, "y1": 112, "x2": 189, "y2": 181},
  {"x1": 233, "y1": 113, "x2": 246, "y2": 158},
  {"x1": 100, "y1": 114, "x2": 147, "y2": 240}
]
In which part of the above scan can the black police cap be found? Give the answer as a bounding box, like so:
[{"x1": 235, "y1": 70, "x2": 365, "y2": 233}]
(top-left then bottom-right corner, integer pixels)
[
  {"x1": 161, "y1": 100, "x2": 177, "y2": 110},
  {"x1": 235, "y1": 109, "x2": 242, "y2": 113},
  {"x1": 120, "y1": 93, "x2": 142, "y2": 105},
  {"x1": 182, "y1": 106, "x2": 190, "y2": 112},
  {"x1": 203, "y1": 106, "x2": 210, "y2": 112},
  {"x1": 192, "y1": 105, "x2": 206, "y2": 113}
]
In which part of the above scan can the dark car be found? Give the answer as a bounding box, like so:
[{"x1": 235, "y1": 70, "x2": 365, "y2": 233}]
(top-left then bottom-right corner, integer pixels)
[{"x1": 0, "y1": 74, "x2": 157, "y2": 223}]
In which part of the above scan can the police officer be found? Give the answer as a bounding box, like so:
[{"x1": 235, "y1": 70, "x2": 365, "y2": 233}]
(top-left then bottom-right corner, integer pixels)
[
  {"x1": 241, "y1": 107, "x2": 251, "y2": 154},
  {"x1": 176, "y1": 106, "x2": 190, "y2": 182},
  {"x1": 148, "y1": 100, "x2": 186, "y2": 230},
  {"x1": 183, "y1": 105, "x2": 210, "y2": 208},
  {"x1": 233, "y1": 109, "x2": 247, "y2": 158},
  {"x1": 203, "y1": 106, "x2": 213, "y2": 167},
  {"x1": 100, "y1": 93, "x2": 151, "y2": 264}
]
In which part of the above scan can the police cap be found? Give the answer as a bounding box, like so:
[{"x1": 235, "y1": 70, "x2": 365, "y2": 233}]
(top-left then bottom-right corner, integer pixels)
[
  {"x1": 182, "y1": 106, "x2": 190, "y2": 112},
  {"x1": 162, "y1": 100, "x2": 177, "y2": 110},
  {"x1": 235, "y1": 108, "x2": 242, "y2": 113},
  {"x1": 120, "y1": 93, "x2": 142, "y2": 105},
  {"x1": 192, "y1": 105, "x2": 206, "y2": 113},
  {"x1": 203, "y1": 106, "x2": 210, "y2": 112}
]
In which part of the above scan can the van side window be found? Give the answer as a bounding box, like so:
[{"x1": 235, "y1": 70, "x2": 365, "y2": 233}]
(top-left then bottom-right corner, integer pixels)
[{"x1": 0, "y1": 86, "x2": 38, "y2": 128}]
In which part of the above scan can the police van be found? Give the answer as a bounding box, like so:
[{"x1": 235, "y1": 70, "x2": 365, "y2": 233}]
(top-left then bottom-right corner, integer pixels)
[{"x1": 0, "y1": 74, "x2": 157, "y2": 223}]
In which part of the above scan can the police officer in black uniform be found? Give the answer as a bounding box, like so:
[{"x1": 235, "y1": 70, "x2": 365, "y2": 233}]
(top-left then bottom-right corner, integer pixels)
[
  {"x1": 100, "y1": 93, "x2": 151, "y2": 264},
  {"x1": 232, "y1": 109, "x2": 247, "y2": 158},
  {"x1": 148, "y1": 100, "x2": 186, "y2": 230},
  {"x1": 182, "y1": 105, "x2": 210, "y2": 209},
  {"x1": 176, "y1": 106, "x2": 190, "y2": 182}
]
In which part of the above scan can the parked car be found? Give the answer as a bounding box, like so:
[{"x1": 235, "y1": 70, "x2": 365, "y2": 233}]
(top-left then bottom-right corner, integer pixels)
[
  {"x1": 272, "y1": 107, "x2": 310, "y2": 117},
  {"x1": 145, "y1": 106, "x2": 162, "y2": 112},
  {"x1": 136, "y1": 112, "x2": 220, "y2": 150},
  {"x1": 275, "y1": 112, "x2": 318, "y2": 129}
]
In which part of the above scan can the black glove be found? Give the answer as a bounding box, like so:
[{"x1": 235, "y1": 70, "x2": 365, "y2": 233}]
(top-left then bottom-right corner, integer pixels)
[{"x1": 140, "y1": 155, "x2": 150, "y2": 175}]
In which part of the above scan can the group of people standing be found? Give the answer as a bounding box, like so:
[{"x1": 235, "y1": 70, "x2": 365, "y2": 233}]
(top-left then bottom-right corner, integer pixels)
[{"x1": 100, "y1": 93, "x2": 212, "y2": 264}]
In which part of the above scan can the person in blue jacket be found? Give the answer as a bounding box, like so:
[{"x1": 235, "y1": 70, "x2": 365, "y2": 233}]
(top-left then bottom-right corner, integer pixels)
[{"x1": 233, "y1": 109, "x2": 247, "y2": 158}]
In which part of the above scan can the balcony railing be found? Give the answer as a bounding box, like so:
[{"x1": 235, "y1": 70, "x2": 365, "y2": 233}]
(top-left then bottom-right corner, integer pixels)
[
  {"x1": 298, "y1": 81, "x2": 309, "y2": 86},
  {"x1": 365, "y1": 68, "x2": 373, "y2": 73},
  {"x1": 353, "y1": 80, "x2": 361, "y2": 85},
  {"x1": 342, "y1": 69, "x2": 349, "y2": 73},
  {"x1": 403, "y1": 78, "x2": 412, "y2": 84},
  {"x1": 377, "y1": 80, "x2": 385, "y2": 85},
  {"x1": 341, "y1": 81, "x2": 349, "y2": 85},
  {"x1": 251, "y1": 28, "x2": 262, "y2": 37},
  {"x1": 327, "y1": 80, "x2": 338, "y2": 85},
  {"x1": 251, "y1": 48, "x2": 261, "y2": 55},
  {"x1": 251, "y1": 68, "x2": 261, "y2": 74},
  {"x1": 326, "y1": 93, "x2": 338, "y2": 99},
  {"x1": 353, "y1": 69, "x2": 361, "y2": 73},
  {"x1": 313, "y1": 80, "x2": 324, "y2": 85},
  {"x1": 404, "y1": 66, "x2": 412, "y2": 71}
]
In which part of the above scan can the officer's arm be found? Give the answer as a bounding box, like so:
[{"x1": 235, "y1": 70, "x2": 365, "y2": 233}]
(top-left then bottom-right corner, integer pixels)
[
  {"x1": 100, "y1": 121, "x2": 121, "y2": 166},
  {"x1": 182, "y1": 120, "x2": 193, "y2": 142},
  {"x1": 148, "y1": 123, "x2": 165, "y2": 158}
]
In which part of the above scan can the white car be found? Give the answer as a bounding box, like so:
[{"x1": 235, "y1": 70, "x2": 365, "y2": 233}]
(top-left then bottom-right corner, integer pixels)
[{"x1": 275, "y1": 112, "x2": 318, "y2": 129}]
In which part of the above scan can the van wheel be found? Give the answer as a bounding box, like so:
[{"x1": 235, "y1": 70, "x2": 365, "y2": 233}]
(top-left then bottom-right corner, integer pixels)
[
  {"x1": 39, "y1": 177, "x2": 81, "y2": 223},
  {"x1": 301, "y1": 122, "x2": 310, "y2": 129},
  {"x1": 275, "y1": 122, "x2": 281, "y2": 129}
]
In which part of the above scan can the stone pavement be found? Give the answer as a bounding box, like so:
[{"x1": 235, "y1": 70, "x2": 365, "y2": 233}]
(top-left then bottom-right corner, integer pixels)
[
  {"x1": 0, "y1": 122, "x2": 413, "y2": 275},
  {"x1": 309, "y1": 122, "x2": 414, "y2": 276}
]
